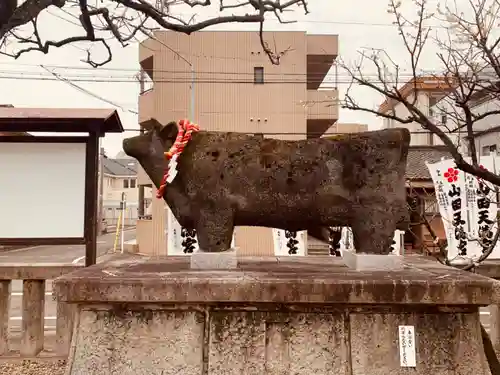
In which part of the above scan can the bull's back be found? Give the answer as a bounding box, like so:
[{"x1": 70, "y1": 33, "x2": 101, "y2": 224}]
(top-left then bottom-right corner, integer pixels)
[
  {"x1": 323, "y1": 128, "x2": 410, "y2": 190},
  {"x1": 187, "y1": 128, "x2": 410, "y2": 197},
  {"x1": 183, "y1": 128, "x2": 410, "y2": 228}
]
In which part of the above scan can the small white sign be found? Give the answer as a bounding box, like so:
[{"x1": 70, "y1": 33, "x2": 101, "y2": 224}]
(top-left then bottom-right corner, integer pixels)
[
  {"x1": 398, "y1": 325, "x2": 416, "y2": 367},
  {"x1": 166, "y1": 155, "x2": 178, "y2": 183}
]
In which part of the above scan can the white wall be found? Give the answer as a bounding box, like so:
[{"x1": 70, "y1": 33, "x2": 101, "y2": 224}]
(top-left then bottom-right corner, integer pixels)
[
  {"x1": 383, "y1": 92, "x2": 431, "y2": 145},
  {"x1": 470, "y1": 99, "x2": 500, "y2": 156},
  {"x1": 102, "y1": 175, "x2": 153, "y2": 225},
  {"x1": 434, "y1": 95, "x2": 500, "y2": 155},
  {"x1": 471, "y1": 99, "x2": 500, "y2": 132},
  {"x1": 102, "y1": 175, "x2": 151, "y2": 203},
  {"x1": 476, "y1": 132, "x2": 500, "y2": 156},
  {"x1": 383, "y1": 91, "x2": 459, "y2": 147}
]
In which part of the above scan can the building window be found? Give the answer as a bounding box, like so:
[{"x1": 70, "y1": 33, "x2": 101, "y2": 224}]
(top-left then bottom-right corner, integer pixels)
[
  {"x1": 441, "y1": 114, "x2": 447, "y2": 125},
  {"x1": 482, "y1": 144, "x2": 497, "y2": 156},
  {"x1": 123, "y1": 179, "x2": 129, "y2": 188},
  {"x1": 423, "y1": 197, "x2": 438, "y2": 214},
  {"x1": 254, "y1": 67, "x2": 264, "y2": 84},
  {"x1": 427, "y1": 132, "x2": 434, "y2": 146},
  {"x1": 429, "y1": 96, "x2": 437, "y2": 117},
  {"x1": 130, "y1": 179, "x2": 136, "y2": 188}
]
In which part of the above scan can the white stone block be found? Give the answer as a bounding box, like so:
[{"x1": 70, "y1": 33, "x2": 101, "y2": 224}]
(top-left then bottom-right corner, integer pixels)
[
  {"x1": 342, "y1": 250, "x2": 404, "y2": 271},
  {"x1": 190, "y1": 248, "x2": 238, "y2": 269}
]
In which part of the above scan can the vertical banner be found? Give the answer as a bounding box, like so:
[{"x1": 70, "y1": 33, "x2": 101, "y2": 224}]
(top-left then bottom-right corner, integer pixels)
[
  {"x1": 427, "y1": 156, "x2": 500, "y2": 261},
  {"x1": 390, "y1": 230, "x2": 405, "y2": 256},
  {"x1": 477, "y1": 155, "x2": 499, "y2": 258},
  {"x1": 335, "y1": 227, "x2": 403, "y2": 255},
  {"x1": 447, "y1": 163, "x2": 475, "y2": 260},
  {"x1": 273, "y1": 229, "x2": 306, "y2": 256},
  {"x1": 167, "y1": 206, "x2": 199, "y2": 255},
  {"x1": 339, "y1": 227, "x2": 354, "y2": 253},
  {"x1": 328, "y1": 227, "x2": 343, "y2": 256},
  {"x1": 166, "y1": 206, "x2": 234, "y2": 255},
  {"x1": 426, "y1": 159, "x2": 459, "y2": 260},
  {"x1": 463, "y1": 156, "x2": 481, "y2": 257}
]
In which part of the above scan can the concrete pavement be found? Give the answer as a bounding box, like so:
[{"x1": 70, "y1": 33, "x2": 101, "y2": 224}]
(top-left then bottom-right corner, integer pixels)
[{"x1": 1, "y1": 229, "x2": 136, "y2": 332}]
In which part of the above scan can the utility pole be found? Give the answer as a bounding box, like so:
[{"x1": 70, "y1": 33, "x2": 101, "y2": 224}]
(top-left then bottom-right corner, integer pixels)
[
  {"x1": 190, "y1": 64, "x2": 195, "y2": 121},
  {"x1": 121, "y1": 192, "x2": 126, "y2": 253},
  {"x1": 138, "y1": 127, "x2": 145, "y2": 217},
  {"x1": 97, "y1": 146, "x2": 105, "y2": 235}
]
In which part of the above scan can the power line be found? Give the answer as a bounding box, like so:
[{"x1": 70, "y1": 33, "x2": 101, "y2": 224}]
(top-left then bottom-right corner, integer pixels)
[
  {"x1": 0, "y1": 59, "x2": 351, "y2": 70},
  {"x1": 0, "y1": 75, "x2": 442, "y2": 85},
  {"x1": 39, "y1": 66, "x2": 139, "y2": 114},
  {"x1": 45, "y1": 9, "x2": 86, "y2": 29},
  {"x1": 0, "y1": 66, "x2": 441, "y2": 79}
]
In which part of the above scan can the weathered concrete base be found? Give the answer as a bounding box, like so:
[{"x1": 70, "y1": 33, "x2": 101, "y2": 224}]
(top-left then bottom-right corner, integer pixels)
[
  {"x1": 54, "y1": 256, "x2": 498, "y2": 375},
  {"x1": 190, "y1": 248, "x2": 238, "y2": 269},
  {"x1": 342, "y1": 250, "x2": 404, "y2": 271}
]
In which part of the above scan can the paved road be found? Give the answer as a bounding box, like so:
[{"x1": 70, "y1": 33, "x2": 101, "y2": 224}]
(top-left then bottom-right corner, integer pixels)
[{"x1": 2, "y1": 230, "x2": 136, "y2": 331}]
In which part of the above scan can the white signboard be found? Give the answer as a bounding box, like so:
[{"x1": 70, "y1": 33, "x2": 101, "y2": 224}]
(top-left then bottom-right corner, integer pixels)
[
  {"x1": 475, "y1": 156, "x2": 500, "y2": 258},
  {"x1": 427, "y1": 156, "x2": 500, "y2": 261},
  {"x1": 339, "y1": 227, "x2": 354, "y2": 252},
  {"x1": 272, "y1": 229, "x2": 306, "y2": 256},
  {"x1": 390, "y1": 230, "x2": 406, "y2": 256},
  {"x1": 0, "y1": 142, "x2": 86, "y2": 238},
  {"x1": 426, "y1": 159, "x2": 459, "y2": 258},
  {"x1": 167, "y1": 207, "x2": 235, "y2": 255},
  {"x1": 398, "y1": 325, "x2": 417, "y2": 367},
  {"x1": 336, "y1": 227, "x2": 403, "y2": 255}
]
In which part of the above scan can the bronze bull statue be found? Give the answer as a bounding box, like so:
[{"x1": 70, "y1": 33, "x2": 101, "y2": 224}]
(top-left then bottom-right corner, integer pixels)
[{"x1": 122, "y1": 120, "x2": 410, "y2": 255}]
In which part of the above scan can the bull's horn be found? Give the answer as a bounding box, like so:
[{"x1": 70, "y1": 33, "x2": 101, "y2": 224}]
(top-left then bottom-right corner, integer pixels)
[{"x1": 140, "y1": 118, "x2": 163, "y2": 132}]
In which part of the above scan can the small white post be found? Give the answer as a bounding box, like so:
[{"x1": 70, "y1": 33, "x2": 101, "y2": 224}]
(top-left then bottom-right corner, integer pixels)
[{"x1": 121, "y1": 193, "x2": 126, "y2": 254}]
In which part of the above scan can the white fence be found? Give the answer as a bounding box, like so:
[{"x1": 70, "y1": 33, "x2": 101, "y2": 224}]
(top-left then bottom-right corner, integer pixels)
[{"x1": 103, "y1": 200, "x2": 138, "y2": 227}]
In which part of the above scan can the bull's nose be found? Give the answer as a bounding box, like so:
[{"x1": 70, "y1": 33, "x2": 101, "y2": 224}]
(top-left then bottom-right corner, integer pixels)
[{"x1": 122, "y1": 138, "x2": 131, "y2": 154}]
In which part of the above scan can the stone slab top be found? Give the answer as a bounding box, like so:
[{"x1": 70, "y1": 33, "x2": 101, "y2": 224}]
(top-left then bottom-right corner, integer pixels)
[
  {"x1": 0, "y1": 263, "x2": 83, "y2": 280},
  {"x1": 53, "y1": 255, "x2": 500, "y2": 306}
]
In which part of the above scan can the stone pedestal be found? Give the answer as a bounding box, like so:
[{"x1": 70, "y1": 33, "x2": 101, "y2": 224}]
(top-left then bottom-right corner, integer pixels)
[{"x1": 54, "y1": 256, "x2": 498, "y2": 375}]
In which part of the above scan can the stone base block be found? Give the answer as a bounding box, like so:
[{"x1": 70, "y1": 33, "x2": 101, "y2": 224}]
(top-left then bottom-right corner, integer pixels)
[
  {"x1": 190, "y1": 248, "x2": 238, "y2": 269},
  {"x1": 54, "y1": 255, "x2": 498, "y2": 375},
  {"x1": 342, "y1": 250, "x2": 404, "y2": 271}
]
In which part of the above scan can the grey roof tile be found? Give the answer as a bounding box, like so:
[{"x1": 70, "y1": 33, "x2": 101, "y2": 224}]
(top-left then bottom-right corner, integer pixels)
[
  {"x1": 103, "y1": 158, "x2": 138, "y2": 176},
  {"x1": 405, "y1": 146, "x2": 451, "y2": 180}
]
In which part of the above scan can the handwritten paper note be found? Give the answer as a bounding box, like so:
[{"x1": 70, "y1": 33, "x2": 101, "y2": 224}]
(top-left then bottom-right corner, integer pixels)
[{"x1": 398, "y1": 325, "x2": 416, "y2": 367}]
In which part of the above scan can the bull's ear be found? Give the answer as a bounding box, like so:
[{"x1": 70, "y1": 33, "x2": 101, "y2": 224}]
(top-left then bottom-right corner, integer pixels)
[
  {"x1": 140, "y1": 118, "x2": 163, "y2": 132},
  {"x1": 158, "y1": 121, "x2": 178, "y2": 141}
]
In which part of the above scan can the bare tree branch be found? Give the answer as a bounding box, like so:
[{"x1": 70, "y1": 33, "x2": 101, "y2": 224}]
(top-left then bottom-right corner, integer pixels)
[
  {"x1": 0, "y1": 0, "x2": 309, "y2": 66},
  {"x1": 341, "y1": 0, "x2": 500, "y2": 187},
  {"x1": 340, "y1": 0, "x2": 500, "y2": 297}
]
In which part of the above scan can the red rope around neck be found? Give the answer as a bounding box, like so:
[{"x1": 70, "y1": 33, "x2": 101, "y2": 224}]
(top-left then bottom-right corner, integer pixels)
[{"x1": 156, "y1": 119, "x2": 200, "y2": 198}]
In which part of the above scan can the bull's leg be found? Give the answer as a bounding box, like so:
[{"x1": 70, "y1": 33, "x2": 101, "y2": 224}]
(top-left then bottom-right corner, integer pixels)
[
  {"x1": 351, "y1": 208, "x2": 396, "y2": 255},
  {"x1": 196, "y1": 209, "x2": 234, "y2": 253}
]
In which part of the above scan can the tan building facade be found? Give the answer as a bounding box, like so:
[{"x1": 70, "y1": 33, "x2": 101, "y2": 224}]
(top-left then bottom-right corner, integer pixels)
[{"x1": 136, "y1": 30, "x2": 339, "y2": 256}]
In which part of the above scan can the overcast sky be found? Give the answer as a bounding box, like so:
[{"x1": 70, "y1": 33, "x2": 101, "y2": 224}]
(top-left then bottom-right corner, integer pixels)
[{"x1": 1, "y1": 0, "x2": 454, "y2": 156}]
